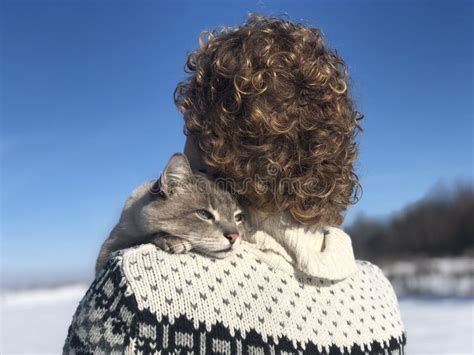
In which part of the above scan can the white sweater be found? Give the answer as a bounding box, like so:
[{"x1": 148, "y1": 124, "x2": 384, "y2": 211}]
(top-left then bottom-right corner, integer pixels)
[{"x1": 63, "y1": 213, "x2": 406, "y2": 354}]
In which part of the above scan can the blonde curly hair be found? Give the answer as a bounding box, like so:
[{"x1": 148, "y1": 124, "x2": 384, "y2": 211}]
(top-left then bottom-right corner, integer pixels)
[{"x1": 174, "y1": 13, "x2": 363, "y2": 225}]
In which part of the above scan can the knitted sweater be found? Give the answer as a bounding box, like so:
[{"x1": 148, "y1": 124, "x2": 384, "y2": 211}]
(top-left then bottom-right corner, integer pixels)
[{"x1": 63, "y1": 225, "x2": 406, "y2": 354}]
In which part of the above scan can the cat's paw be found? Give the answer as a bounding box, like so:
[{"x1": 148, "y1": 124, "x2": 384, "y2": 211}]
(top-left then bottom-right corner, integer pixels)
[{"x1": 152, "y1": 236, "x2": 192, "y2": 254}]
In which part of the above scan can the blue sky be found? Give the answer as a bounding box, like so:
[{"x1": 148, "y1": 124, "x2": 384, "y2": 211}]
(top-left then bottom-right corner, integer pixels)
[{"x1": 1, "y1": 0, "x2": 472, "y2": 284}]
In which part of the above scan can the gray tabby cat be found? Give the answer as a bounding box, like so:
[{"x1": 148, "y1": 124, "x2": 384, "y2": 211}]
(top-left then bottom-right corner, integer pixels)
[{"x1": 95, "y1": 153, "x2": 245, "y2": 276}]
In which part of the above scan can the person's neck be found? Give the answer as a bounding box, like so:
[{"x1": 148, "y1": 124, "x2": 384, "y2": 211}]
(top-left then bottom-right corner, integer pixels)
[{"x1": 242, "y1": 210, "x2": 358, "y2": 280}]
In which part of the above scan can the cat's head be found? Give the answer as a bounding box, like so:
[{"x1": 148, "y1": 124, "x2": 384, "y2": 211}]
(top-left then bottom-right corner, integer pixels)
[{"x1": 139, "y1": 153, "x2": 245, "y2": 258}]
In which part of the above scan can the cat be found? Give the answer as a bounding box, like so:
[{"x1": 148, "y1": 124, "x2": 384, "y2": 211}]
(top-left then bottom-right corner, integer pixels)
[{"x1": 95, "y1": 153, "x2": 245, "y2": 276}]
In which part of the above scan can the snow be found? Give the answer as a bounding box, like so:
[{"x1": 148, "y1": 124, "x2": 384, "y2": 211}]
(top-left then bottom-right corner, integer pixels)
[
  {"x1": 1, "y1": 285, "x2": 87, "y2": 307},
  {"x1": 399, "y1": 297, "x2": 473, "y2": 354},
  {"x1": 1, "y1": 285, "x2": 88, "y2": 355},
  {"x1": 1, "y1": 287, "x2": 473, "y2": 354},
  {"x1": 385, "y1": 257, "x2": 473, "y2": 276},
  {"x1": 383, "y1": 257, "x2": 474, "y2": 297}
]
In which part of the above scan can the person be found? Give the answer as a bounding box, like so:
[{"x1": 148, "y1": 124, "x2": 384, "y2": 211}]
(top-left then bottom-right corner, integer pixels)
[{"x1": 63, "y1": 13, "x2": 406, "y2": 354}]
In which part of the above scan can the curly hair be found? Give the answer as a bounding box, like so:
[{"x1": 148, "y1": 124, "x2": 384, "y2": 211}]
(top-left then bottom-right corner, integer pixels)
[{"x1": 174, "y1": 13, "x2": 363, "y2": 225}]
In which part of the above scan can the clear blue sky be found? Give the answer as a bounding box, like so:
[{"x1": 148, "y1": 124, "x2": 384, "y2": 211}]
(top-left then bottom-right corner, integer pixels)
[{"x1": 1, "y1": 0, "x2": 472, "y2": 285}]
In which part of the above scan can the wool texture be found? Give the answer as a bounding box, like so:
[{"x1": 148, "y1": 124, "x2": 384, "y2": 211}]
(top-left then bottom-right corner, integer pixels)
[{"x1": 63, "y1": 240, "x2": 406, "y2": 354}]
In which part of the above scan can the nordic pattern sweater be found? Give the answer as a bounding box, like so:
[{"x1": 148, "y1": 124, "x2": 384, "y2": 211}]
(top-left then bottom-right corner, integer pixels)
[{"x1": 63, "y1": 239, "x2": 406, "y2": 354}]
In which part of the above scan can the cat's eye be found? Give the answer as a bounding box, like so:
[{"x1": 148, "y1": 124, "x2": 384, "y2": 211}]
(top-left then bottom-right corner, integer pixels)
[
  {"x1": 235, "y1": 212, "x2": 244, "y2": 223},
  {"x1": 196, "y1": 209, "x2": 214, "y2": 221}
]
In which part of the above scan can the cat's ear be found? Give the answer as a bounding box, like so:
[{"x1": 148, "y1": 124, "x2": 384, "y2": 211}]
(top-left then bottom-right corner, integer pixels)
[{"x1": 160, "y1": 153, "x2": 193, "y2": 195}]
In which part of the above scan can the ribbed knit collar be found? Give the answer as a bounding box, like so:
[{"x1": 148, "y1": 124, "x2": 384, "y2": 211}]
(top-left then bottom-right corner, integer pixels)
[{"x1": 242, "y1": 212, "x2": 358, "y2": 280}]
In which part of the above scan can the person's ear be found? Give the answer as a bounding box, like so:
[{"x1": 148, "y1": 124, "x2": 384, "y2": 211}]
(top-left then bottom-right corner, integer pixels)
[
  {"x1": 158, "y1": 153, "x2": 193, "y2": 195},
  {"x1": 184, "y1": 136, "x2": 206, "y2": 173}
]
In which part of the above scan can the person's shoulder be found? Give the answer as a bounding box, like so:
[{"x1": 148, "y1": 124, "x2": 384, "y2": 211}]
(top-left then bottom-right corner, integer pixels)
[
  {"x1": 351, "y1": 259, "x2": 406, "y2": 333},
  {"x1": 85, "y1": 245, "x2": 408, "y2": 354},
  {"x1": 63, "y1": 248, "x2": 141, "y2": 353},
  {"x1": 118, "y1": 240, "x2": 255, "y2": 276},
  {"x1": 349, "y1": 259, "x2": 403, "y2": 306},
  {"x1": 354, "y1": 259, "x2": 393, "y2": 282},
  {"x1": 353, "y1": 259, "x2": 400, "y2": 296},
  {"x1": 118, "y1": 241, "x2": 260, "y2": 288},
  {"x1": 119, "y1": 240, "x2": 261, "y2": 271}
]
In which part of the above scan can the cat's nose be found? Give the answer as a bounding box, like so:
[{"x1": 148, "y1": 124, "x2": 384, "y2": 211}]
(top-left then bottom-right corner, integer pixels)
[{"x1": 225, "y1": 232, "x2": 239, "y2": 244}]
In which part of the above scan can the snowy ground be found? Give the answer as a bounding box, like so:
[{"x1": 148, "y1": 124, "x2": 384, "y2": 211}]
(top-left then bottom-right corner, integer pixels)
[
  {"x1": 0, "y1": 285, "x2": 86, "y2": 355},
  {"x1": 1, "y1": 285, "x2": 473, "y2": 354},
  {"x1": 399, "y1": 297, "x2": 473, "y2": 354}
]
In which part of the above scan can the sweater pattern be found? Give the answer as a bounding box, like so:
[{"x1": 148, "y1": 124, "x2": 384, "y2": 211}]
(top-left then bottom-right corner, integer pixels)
[{"x1": 63, "y1": 243, "x2": 406, "y2": 354}]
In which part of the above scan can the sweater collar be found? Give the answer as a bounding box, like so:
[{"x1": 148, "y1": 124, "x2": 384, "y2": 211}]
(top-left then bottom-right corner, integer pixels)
[{"x1": 242, "y1": 212, "x2": 358, "y2": 280}]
